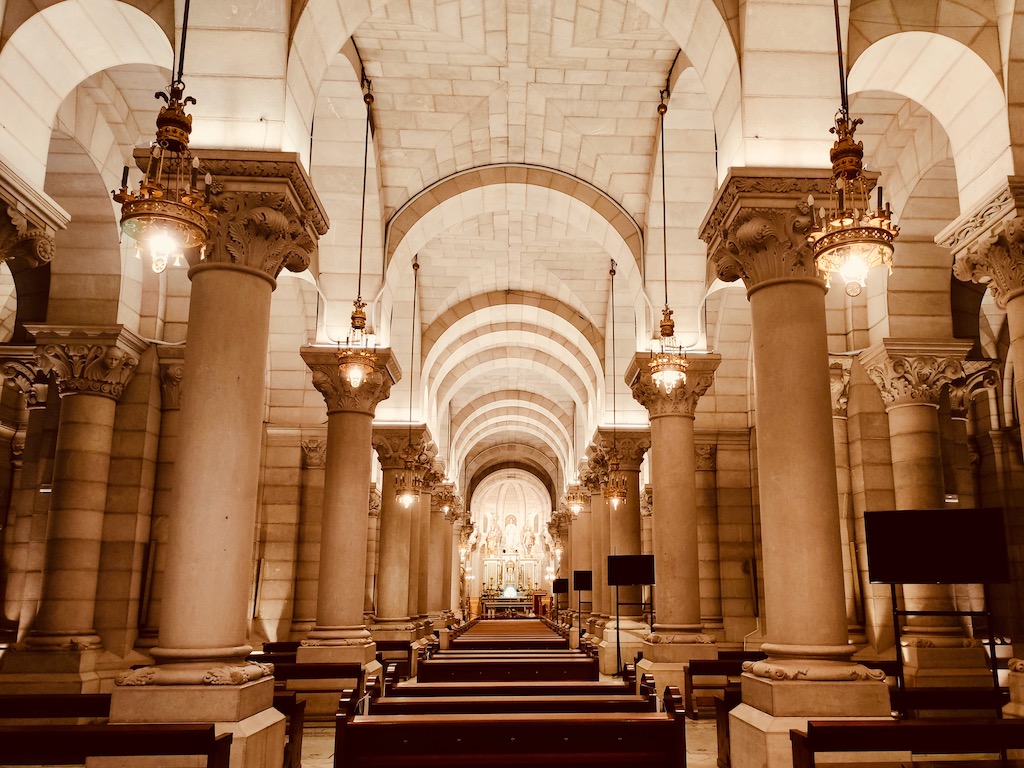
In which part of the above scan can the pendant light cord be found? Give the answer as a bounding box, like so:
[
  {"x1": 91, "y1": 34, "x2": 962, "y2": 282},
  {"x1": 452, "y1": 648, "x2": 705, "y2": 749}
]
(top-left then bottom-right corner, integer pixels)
[
  {"x1": 357, "y1": 81, "x2": 373, "y2": 302},
  {"x1": 408, "y1": 257, "x2": 419, "y2": 449},
  {"x1": 175, "y1": 0, "x2": 192, "y2": 86},
  {"x1": 658, "y1": 92, "x2": 669, "y2": 310},
  {"x1": 833, "y1": 0, "x2": 849, "y2": 117},
  {"x1": 609, "y1": 260, "x2": 617, "y2": 454}
]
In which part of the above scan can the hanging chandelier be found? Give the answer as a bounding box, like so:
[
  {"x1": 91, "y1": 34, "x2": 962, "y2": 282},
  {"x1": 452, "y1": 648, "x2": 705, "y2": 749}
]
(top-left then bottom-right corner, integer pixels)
[
  {"x1": 337, "y1": 81, "x2": 379, "y2": 388},
  {"x1": 807, "y1": 0, "x2": 898, "y2": 297},
  {"x1": 395, "y1": 256, "x2": 421, "y2": 508},
  {"x1": 566, "y1": 482, "x2": 586, "y2": 516},
  {"x1": 112, "y1": 0, "x2": 212, "y2": 274},
  {"x1": 605, "y1": 259, "x2": 627, "y2": 512},
  {"x1": 649, "y1": 91, "x2": 688, "y2": 394}
]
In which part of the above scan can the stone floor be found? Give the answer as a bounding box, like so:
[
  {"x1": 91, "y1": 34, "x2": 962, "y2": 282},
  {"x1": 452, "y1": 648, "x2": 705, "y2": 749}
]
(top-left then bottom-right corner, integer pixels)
[{"x1": 300, "y1": 717, "x2": 718, "y2": 768}]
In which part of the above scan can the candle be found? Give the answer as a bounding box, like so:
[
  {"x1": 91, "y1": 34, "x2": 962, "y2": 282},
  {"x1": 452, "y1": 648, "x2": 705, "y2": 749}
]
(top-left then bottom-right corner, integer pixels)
[
  {"x1": 877, "y1": 185, "x2": 883, "y2": 211},
  {"x1": 121, "y1": 165, "x2": 129, "y2": 189}
]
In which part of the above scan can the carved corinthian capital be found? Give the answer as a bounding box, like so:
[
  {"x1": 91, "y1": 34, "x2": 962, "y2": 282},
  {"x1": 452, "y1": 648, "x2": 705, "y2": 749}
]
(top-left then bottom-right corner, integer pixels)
[
  {"x1": 372, "y1": 425, "x2": 432, "y2": 471},
  {"x1": 699, "y1": 169, "x2": 833, "y2": 292},
  {"x1": 829, "y1": 355, "x2": 854, "y2": 417},
  {"x1": 157, "y1": 346, "x2": 185, "y2": 410},
  {"x1": 951, "y1": 216, "x2": 1024, "y2": 308},
  {"x1": 1, "y1": 346, "x2": 49, "y2": 408},
  {"x1": 300, "y1": 346, "x2": 397, "y2": 416},
  {"x1": 0, "y1": 158, "x2": 68, "y2": 267},
  {"x1": 301, "y1": 438, "x2": 327, "y2": 468},
  {"x1": 627, "y1": 352, "x2": 721, "y2": 418},
  {"x1": 861, "y1": 339, "x2": 972, "y2": 409},
  {"x1": 28, "y1": 325, "x2": 147, "y2": 401},
  {"x1": 592, "y1": 428, "x2": 650, "y2": 472},
  {"x1": 947, "y1": 360, "x2": 1000, "y2": 418},
  {"x1": 192, "y1": 151, "x2": 328, "y2": 281},
  {"x1": 694, "y1": 443, "x2": 716, "y2": 471}
]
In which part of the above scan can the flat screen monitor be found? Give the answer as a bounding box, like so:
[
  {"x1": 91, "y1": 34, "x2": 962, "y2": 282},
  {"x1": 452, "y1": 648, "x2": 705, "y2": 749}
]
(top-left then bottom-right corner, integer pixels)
[
  {"x1": 607, "y1": 554, "x2": 655, "y2": 586},
  {"x1": 573, "y1": 570, "x2": 593, "y2": 591},
  {"x1": 552, "y1": 578, "x2": 569, "y2": 595}
]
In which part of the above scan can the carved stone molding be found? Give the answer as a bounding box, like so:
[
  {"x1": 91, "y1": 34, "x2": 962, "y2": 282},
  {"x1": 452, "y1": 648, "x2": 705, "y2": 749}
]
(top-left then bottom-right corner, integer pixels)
[
  {"x1": 640, "y1": 485, "x2": 653, "y2": 517},
  {"x1": 301, "y1": 346, "x2": 396, "y2": 416},
  {"x1": 948, "y1": 360, "x2": 1000, "y2": 417},
  {"x1": 861, "y1": 339, "x2": 972, "y2": 409},
  {"x1": 743, "y1": 658, "x2": 886, "y2": 682},
  {"x1": 578, "y1": 462, "x2": 602, "y2": 494},
  {"x1": 369, "y1": 486, "x2": 382, "y2": 518},
  {"x1": 301, "y1": 438, "x2": 327, "y2": 468},
  {"x1": 0, "y1": 157, "x2": 68, "y2": 266},
  {"x1": 190, "y1": 151, "x2": 328, "y2": 282},
  {"x1": 0, "y1": 346, "x2": 49, "y2": 408},
  {"x1": 829, "y1": 355, "x2": 854, "y2": 417},
  {"x1": 936, "y1": 177, "x2": 1024, "y2": 256},
  {"x1": 116, "y1": 661, "x2": 272, "y2": 687},
  {"x1": 694, "y1": 443, "x2": 716, "y2": 471},
  {"x1": 699, "y1": 169, "x2": 833, "y2": 293},
  {"x1": 372, "y1": 425, "x2": 433, "y2": 471},
  {"x1": 27, "y1": 325, "x2": 147, "y2": 402},
  {"x1": 952, "y1": 215, "x2": 1024, "y2": 308},
  {"x1": 592, "y1": 428, "x2": 650, "y2": 472},
  {"x1": 157, "y1": 346, "x2": 185, "y2": 411},
  {"x1": 627, "y1": 353, "x2": 721, "y2": 418}
]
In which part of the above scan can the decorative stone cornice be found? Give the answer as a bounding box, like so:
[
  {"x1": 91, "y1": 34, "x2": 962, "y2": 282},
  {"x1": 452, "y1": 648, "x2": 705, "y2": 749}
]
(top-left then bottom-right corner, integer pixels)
[
  {"x1": 157, "y1": 346, "x2": 185, "y2": 411},
  {"x1": 27, "y1": 325, "x2": 147, "y2": 402},
  {"x1": 742, "y1": 658, "x2": 886, "y2": 682},
  {"x1": 829, "y1": 355, "x2": 854, "y2": 417},
  {"x1": 951, "y1": 216, "x2": 1024, "y2": 308},
  {"x1": 699, "y1": 168, "x2": 833, "y2": 293},
  {"x1": 116, "y1": 661, "x2": 272, "y2": 687},
  {"x1": 936, "y1": 177, "x2": 1024, "y2": 256},
  {"x1": 627, "y1": 353, "x2": 721, "y2": 418},
  {"x1": 421, "y1": 458, "x2": 447, "y2": 492},
  {"x1": 694, "y1": 443, "x2": 716, "y2": 471},
  {"x1": 860, "y1": 339, "x2": 972, "y2": 409},
  {"x1": 947, "y1": 360, "x2": 1000, "y2": 418},
  {"x1": 301, "y1": 438, "x2": 327, "y2": 468},
  {"x1": 369, "y1": 486, "x2": 382, "y2": 518},
  {"x1": 0, "y1": 157, "x2": 68, "y2": 266},
  {"x1": 578, "y1": 462, "x2": 602, "y2": 493},
  {"x1": 186, "y1": 151, "x2": 328, "y2": 282},
  {"x1": 640, "y1": 485, "x2": 652, "y2": 517},
  {"x1": 372, "y1": 425, "x2": 433, "y2": 471},
  {"x1": 301, "y1": 346, "x2": 397, "y2": 416},
  {"x1": 0, "y1": 346, "x2": 49, "y2": 408},
  {"x1": 592, "y1": 428, "x2": 650, "y2": 472}
]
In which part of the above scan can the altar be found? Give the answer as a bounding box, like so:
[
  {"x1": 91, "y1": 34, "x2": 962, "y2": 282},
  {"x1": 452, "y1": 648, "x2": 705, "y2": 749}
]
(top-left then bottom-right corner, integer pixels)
[{"x1": 481, "y1": 597, "x2": 533, "y2": 617}]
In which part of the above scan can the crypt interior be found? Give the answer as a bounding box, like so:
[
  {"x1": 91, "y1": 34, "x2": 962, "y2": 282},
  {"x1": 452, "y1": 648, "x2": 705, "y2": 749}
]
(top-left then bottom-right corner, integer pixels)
[{"x1": 2, "y1": 1, "x2": 1024, "y2": 767}]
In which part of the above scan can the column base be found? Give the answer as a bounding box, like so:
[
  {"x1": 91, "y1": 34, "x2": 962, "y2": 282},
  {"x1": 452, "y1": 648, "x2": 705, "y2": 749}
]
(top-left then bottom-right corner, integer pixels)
[
  {"x1": 599, "y1": 619, "x2": 650, "y2": 676},
  {"x1": 730, "y1": 669, "x2": 893, "y2": 768},
  {"x1": 1005, "y1": 660, "x2": 1024, "y2": 718},
  {"x1": 0, "y1": 647, "x2": 103, "y2": 693},
  {"x1": 901, "y1": 642, "x2": 993, "y2": 687},
  {"x1": 108, "y1": 676, "x2": 284, "y2": 768},
  {"x1": 369, "y1": 620, "x2": 418, "y2": 642}
]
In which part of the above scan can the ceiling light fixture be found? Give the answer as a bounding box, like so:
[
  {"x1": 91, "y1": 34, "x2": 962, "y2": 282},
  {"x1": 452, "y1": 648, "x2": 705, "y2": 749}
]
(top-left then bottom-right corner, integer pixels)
[
  {"x1": 807, "y1": 0, "x2": 899, "y2": 297},
  {"x1": 605, "y1": 260, "x2": 627, "y2": 511},
  {"x1": 112, "y1": 0, "x2": 212, "y2": 274},
  {"x1": 649, "y1": 89, "x2": 688, "y2": 394},
  {"x1": 395, "y1": 256, "x2": 422, "y2": 508},
  {"x1": 336, "y1": 75, "x2": 379, "y2": 389}
]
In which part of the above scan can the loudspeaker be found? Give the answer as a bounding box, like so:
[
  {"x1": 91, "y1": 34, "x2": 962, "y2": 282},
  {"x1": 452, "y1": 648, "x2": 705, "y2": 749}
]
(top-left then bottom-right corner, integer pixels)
[
  {"x1": 865, "y1": 508, "x2": 1009, "y2": 584},
  {"x1": 573, "y1": 570, "x2": 593, "y2": 591},
  {"x1": 607, "y1": 554, "x2": 655, "y2": 586},
  {"x1": 552, "y1": 578, "x2": 569, "y2": 595}
]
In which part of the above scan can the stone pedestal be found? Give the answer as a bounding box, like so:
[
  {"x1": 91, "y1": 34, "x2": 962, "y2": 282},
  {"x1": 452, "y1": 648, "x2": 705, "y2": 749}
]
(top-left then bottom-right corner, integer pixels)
[{"x1": 109, "y1": 678, "x2": 284, "y2": 768}]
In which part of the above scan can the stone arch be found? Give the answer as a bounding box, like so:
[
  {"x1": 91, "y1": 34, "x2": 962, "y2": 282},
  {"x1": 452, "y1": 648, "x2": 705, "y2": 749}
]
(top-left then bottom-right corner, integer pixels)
[{"x1": 848, "y1": 31, "x2": 1012, "y2": 210}]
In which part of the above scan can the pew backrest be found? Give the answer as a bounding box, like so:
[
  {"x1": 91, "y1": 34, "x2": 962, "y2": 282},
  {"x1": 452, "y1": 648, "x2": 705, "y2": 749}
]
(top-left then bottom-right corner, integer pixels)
[
  {"x1": 0, "y1": 694, "x2": 111, "y2": 720},
  {"x1": 0, "y1": 723, "x2": 231, "y2": 768}
]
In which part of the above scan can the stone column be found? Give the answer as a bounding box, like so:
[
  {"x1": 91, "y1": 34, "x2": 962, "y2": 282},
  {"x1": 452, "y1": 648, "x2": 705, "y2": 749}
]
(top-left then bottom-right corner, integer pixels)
[
  {"x1": 569, "y1": 488, "x2": 592, "y2": 642},
  {"x1": 449, "y1": 517, "x2": 463, "y2": 616},
  {"x1": 695, "y1": 445, "x2": 724, "y2": 637},
  {"x1": 364, "y1": 487, "x2": 382, "y2": 617},
  {"x1": 593, "y1": 428, "x2": 650, "y2": 675},
  {"x1": 862, "y1": 338, "x2": 990, "y2": 685},
  {"x1": 0, "y1": 352, "x2": 48, "y2": 640},
  {"x1": 136, "y1": 347, "x2": 184, "y2": 650},
  {"x1": 629, "y1": 354, "x2": 720, "y2": 665},
  {"x1": 370, "y1": 426, "x2": 429, "y2": 641},
  {"x1": 299, "y1": 346, "x2": 395, "y2": 665},
  {"x1": 830, "y1": 356, "x2": 865, "y2": 643},
  {"x1": 700, "y1": 169, "x2": 889, "y2": 768},
  {"x1": 0, "y1": 328, "x2": 145, "y2": 690},
  {"x1": 292, "y1": 437, "x2": 326, "y2": 636},
  {"x1": 579, "y1": 462, "x2": 606, "y2": 638},
  {"x1": 416, "y1": 461, "x2": 444, "y2": 634},
  {"x1": 111, "y1": 152, "x2": 327, "y2": 768},
  {"x1": 943, "y1": 181, "x2": 1024, "y2": 458}
]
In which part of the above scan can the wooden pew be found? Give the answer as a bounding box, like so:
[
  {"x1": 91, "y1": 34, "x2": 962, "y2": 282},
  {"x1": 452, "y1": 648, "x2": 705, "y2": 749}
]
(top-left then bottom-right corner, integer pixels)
[
  {"x1": 417, "y1": 654, "x2": 599, "y2": 682},
  {"x1": 0, "y1": 694, "x2": 111, "y2": 720},
  {"x1": 271, "y1": 661, "x2": 364, "y2": 693},
  {"x1": 335, "y1": 686, "x2": 687, "y2": 768},
  {"x1": 370, "y1": 692, "x2": 656, "y2": 714},
  {"x1": 683, "y1": 659, "x2": 746, "y2": 719},
  {"x1": 373, "y1": 639, "x2": 414, "y2": 680},
  {"x1": 389, "y1": 680, "x2": 635, "y2": 698},
  {"x1": 889, "y1": 685, "x2": 1010, "y2": 718},
  {"x1": 791, "y1": 718, "x2": 1024, "y2": 768},
  {"x1": 0, "y1": 723, "x2": 231, "y2": 768},
  {"x1": 273, "y1": 692, "x2": 306, "y2": 768},
  {"x1": 715, "y1": 687, "x2": 742, "y2": 768}
]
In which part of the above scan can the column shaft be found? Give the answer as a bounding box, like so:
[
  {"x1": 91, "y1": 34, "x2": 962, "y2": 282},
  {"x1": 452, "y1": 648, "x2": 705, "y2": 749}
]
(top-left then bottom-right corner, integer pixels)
[
  {"x1": 428, "y1": 507, "x2": 446, "y2": 618},
  {"x1": 156, "y1": 265, "x2": 271, "y2": 660},
  {"x1": 376, "y1": 468, "x2": 412, "y2": 622}
]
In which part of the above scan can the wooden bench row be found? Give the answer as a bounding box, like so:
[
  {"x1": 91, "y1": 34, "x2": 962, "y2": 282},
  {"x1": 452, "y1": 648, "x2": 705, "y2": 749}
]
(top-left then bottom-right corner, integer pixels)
[{"x1": 336, "y1": 686, "x2": 688, "y2": 768}]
